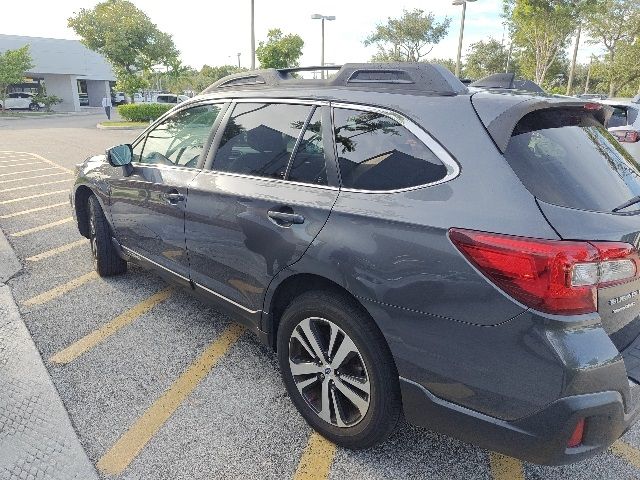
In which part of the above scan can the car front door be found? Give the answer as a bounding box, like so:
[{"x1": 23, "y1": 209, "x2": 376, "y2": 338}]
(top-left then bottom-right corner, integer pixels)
[
  {"x1": 109, "y1": 102, "x2": 227, "y2": 280},
  {"x1": 185, "y1": 101, "x2": 339, "y2": 314}
]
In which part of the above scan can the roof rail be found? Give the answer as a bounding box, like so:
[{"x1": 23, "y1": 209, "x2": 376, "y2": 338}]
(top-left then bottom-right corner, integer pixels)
[
  {"x1": 470, "y1": 73, "x2": 544, "y2": 94},
  {"x1": 201, "y1": 63, "x2": 468, "y2": 96}
]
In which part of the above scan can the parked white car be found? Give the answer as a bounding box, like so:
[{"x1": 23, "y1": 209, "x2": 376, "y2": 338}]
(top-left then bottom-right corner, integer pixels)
[
  {"x1": 1, "y1": 92, "x2": 44, "y2": 110},
  {"x1": 154, "y1": 94, "x2": 189, "y2": 104},
  {"x1": 601, "y1": 98, "x2": 640, "y2": 160}
]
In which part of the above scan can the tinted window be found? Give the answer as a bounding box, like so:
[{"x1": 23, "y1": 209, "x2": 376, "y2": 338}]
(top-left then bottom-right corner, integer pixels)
[
  {"x1": 608, "y1": 107, "x2": 628, "y2": 128},
  {"x1": 288, "y1": 107, "x2": 327, "y2": 185},
  {"x1": 138, "y1": 104, "x2": 221, "y2": 167},
  {"x1": 213, "y1": 103, "x2": 312, "y2": 179},
  {"x1": 504, "y1": 108, "x2": 640, "y2": 212},
  {"x1": 333, "y1": 108, "x2": 448, "y2": 190}
]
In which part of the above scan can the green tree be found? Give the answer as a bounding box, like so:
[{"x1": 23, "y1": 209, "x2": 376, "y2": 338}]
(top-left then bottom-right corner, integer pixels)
[
  {"x1": 68, "y1": 0, "x2": 179, "y2": 101},
  {"x1": 256, "y1": 29, "x2": 304, "y2": 69},
  {"x1": 365, "y1": 9, "x2": 451, "y2": 62},
  {"x1": 0, "y1": 45, "x2": 33, "y2": 112},
  {"x1": 428, "y1": 58, "x2": 457, "y2": 74},
  {"x1": 463, "y1": 38, "x2": 514, "y2": 79},
  {"x1": 191, "y1": 65, "x2": 247, "y2": 92},
  {"x1": 504, "y1": 0, "x2": 577, "y2": 85},
  {"x1": 585, "y1": 0, "x2": 640, "y2": 96}
]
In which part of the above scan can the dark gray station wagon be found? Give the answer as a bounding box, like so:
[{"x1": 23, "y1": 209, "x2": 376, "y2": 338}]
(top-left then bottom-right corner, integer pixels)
[{"x1": 72, "y1": 63, "x2": 640, "y2": 465}]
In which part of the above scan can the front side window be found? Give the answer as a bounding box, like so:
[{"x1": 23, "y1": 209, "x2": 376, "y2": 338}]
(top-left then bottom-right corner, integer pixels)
[
  {"x1": 213, "y1": 102, "x2": 312, "y2": 179},
  {"x1": 137, "y1": 104, "x2": 221, "y2": 168},
  {"x1": 333, "y1": 108, "x2": 448, "y2": 190}
]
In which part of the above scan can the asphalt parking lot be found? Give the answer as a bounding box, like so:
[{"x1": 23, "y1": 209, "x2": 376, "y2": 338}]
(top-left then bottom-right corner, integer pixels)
[{"x1": 4, "y1": 114, "x2": 640, "y2": 479}]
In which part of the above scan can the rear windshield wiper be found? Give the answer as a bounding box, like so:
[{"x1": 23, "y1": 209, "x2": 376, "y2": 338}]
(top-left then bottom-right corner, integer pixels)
[{"x1": 612, "y1": 195, "x2": 640, "y2": 212}]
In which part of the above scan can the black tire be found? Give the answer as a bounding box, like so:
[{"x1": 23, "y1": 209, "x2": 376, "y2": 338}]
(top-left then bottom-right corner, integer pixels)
[
  {"x1": 28, "y1": 103, "x2": 39, "y2": 111},
  {"x1": 277, "y1": 290, "x2": 401, "y2": 449},
  {"x1": 88, "y1": 195, "x2": 127, "y2": 277}
]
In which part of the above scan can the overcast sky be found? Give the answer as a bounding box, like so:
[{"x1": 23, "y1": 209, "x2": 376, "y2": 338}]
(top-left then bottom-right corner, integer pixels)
[{"x1": 3, "y1": 0, "x2": 600, "y2": 70}]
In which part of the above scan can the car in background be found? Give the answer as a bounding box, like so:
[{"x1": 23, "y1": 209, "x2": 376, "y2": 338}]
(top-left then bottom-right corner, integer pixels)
[
  {"x1": 578, "y1": 93, "x2": 608, "y2": 101},
  {"x1": 112, "y1": 92, "x2": 127, "y2": 105},
  {"x1": 1, "y1": 92, "x2": 44, "y2": 111},
  {"x1": 154, "y1": 93, "x2": 189, "y2": 104},
  {"x1": 601, "y1": 99, "x2": 640, "y2": 160},
  {"x1": 79, "y1": 93, "x2": 89, "y2": 106}
]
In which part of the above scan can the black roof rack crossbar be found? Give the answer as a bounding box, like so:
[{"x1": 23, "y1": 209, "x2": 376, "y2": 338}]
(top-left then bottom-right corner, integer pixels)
[{"x1": 201, "y1": 63, "x2": 468, "y2": 96}]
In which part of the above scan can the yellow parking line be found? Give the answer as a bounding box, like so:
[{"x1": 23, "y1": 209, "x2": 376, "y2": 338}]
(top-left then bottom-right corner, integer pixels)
[
  {"x1": 489, "y1": 453, "x2": 524, "y2": 480},
  {"x1": 97, "y1": 323, "x2": 245, "y2": 475},
  {"x1": 0, "y1": 179, "x2": 71, "y2": 193},
  {"x1": 0, "y1": 162, "x2": 44, "y2": 168},
  {"x1": 23, "y1": 270, "x2": 98, "y2": 307},
  {"x1": 0, "y1": 189, "x2": 68, "y2": 205},
  {"x1": 0, "y1": 172, "x2": 70, "y2": 185},
  {"x1": 0, "y1": 202, "x2": 68, "y2": 219},
  {"x1": 50, "y1": 288, "x2": 173, "y2": 365},
  {"x1": 610, "y1": 441, "x2": 640, "y2": 468},
  {"x1": 26, "y1": 238, "x2": 88, "y2": 262},
  {"x1": 12, "y1": 217, "x2": 74, "y2": 237},
  {"x1": 293, "y1": 432, "x2": 337, "y2": 480},
  {"x1": 0, "y1": 151, "x2": 74, "y2": 174},
  {"x1": 0, "y1": 167, "x2": 57, "y2": 177}
]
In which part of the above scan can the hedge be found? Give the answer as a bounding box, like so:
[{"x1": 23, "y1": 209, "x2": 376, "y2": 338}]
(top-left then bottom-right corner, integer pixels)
[{"x1": 117, "y1": 103, "x2": 173, "y2": 122}]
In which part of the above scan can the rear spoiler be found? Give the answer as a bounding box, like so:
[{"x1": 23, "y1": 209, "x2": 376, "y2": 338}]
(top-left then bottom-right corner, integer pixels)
[{"x1": 471, "y1": 91, "x2": 612, "y2": 153}]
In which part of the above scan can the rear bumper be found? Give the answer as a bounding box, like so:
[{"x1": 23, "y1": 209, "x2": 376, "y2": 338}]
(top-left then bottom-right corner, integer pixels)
[{"x1": 401, "y1": 376, "x2": 640, "y2": 465}]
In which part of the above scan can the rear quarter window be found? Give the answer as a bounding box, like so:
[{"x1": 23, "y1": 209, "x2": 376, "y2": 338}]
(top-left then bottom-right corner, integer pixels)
[
  {"x1": 504, "y1": 108, "x2": 640, "y2": 212},
  {"x1": 332, "y1": 108, "x2": 448, "y2": 191}
]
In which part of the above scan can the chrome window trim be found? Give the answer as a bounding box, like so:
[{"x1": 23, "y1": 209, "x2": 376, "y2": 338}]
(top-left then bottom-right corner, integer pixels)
[
  {"x1": 129, "y1": 161, "x2": 201, "y2": 173},
  {"x1": 331, "y1": 101, "x2": 461, "y2": 194},
  {"x1": 231, "y1": 98, "x2": 329, "y2": 107},
  {"x1": 122, "y1": 246, "x2": 261, "y2": 314},
  {"x1": 196, "y1": 168, "x2": 339, "y2": 191}
]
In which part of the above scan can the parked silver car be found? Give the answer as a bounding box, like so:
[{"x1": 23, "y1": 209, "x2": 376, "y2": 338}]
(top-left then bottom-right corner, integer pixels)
[{"x1": 601, "y1": 98, "x2": 640, "y2": 160}]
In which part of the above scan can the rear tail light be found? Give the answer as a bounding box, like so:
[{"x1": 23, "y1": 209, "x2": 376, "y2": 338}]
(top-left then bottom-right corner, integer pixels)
[
  {"x1": 567, "y1": 418, "x2": 586, "y2": 448},
  {"x1": 449, "y1": 229, "x2": 640, "y2": 315},
  {"x1": 612, "y1": 130, "x2": 640, "y2": 143}
]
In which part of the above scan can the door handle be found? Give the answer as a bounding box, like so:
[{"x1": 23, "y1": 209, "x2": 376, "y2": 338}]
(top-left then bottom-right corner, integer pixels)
[
  {"x1": 267, "y1": 210, "x2": 305, "y2": 226},
  {"x1": 163, "y1": 190, "x2": 185, "y2": 204}
]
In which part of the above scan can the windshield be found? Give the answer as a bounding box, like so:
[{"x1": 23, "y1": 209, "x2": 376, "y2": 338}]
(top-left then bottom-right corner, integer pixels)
[{"x1": 504, "y1": 108, "x2": 640, "y2": 212}]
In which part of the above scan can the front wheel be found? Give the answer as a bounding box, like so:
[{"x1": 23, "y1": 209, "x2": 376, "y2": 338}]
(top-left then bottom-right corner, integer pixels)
[
  {"x1": 277, "y1": 291, "x2": 401, "y2": 449},
  {"x1": 28, "y1": 103, "x2": 40, "y2": 111},
  {"x1": 88, "y1": 195, "x2": 127, "y2": 277}
]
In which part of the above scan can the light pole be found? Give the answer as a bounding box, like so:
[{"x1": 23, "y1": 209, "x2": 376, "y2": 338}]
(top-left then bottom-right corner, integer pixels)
[
  {"x1": 237, "y1": 52, "x2": 241, "y2": 68},
  {"x1": 311, "y1": 13, "x2": 336, "y2": 79},
  {"x1": 452, "y1": 0, "x2": 477, "y2": 78},
  {"x1": 250, "y1": 0, "x2": 255, "y2": 69}
]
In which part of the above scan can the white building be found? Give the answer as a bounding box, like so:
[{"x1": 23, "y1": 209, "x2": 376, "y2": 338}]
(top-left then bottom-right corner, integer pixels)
[{"x1": 0, "y1": 34, "x2": 115, "y2": 112}]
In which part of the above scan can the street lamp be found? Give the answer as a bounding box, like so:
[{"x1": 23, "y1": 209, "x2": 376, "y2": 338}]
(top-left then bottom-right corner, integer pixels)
[
  {"x1": 452, "y1": 0, "x2": 477, "y2": 78},
  {"x1": 311, "y1": 13, "x2": 336, "y2": 79}
]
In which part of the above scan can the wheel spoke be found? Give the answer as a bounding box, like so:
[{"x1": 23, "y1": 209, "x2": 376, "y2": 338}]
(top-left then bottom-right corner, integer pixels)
[
  {"x1": 327, "y1": 322, "x2": 339, "y2": 360},
  {"x1": 334, "y1": 377, "x2": 369, "y2": 417},
  {"x1": 289, "y1": 360, "x2": 322, "y2": 376},
  {"x1": 294, "y1": 375, "x2": 318, "y2": 394},
  {"x1": 299, "y1": 319, "x2": 327, "y2": 363},
  {"x1": 338, "y1": 373, "x2": 370, "y2": 395},
  {"x1": 318, "y1": 379, "x2": 331, "y2": 423},
  {"x1": 330, "y1": 386, "x2": 347, "y2": 428},
  {"x1": 331, "y1": 335, "x2": 358, "y2": 370},
  {"x1": 291, "y1": 329, "x2": 317, "y2": 360}
]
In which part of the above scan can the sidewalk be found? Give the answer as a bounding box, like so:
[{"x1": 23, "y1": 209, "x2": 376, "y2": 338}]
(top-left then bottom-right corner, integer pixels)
[{"x1": 0, "y1": 229, "x2": 97, "y2": 480}]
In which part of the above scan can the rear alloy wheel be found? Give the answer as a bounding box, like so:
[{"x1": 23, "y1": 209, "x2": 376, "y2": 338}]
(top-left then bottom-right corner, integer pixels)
[
  {"x1": 28, "y1": 103, "x2": 39, "y2": 111},
  {"x1": 278, "y1": 291, "x2": 400, "y2": 449},
  {"x1": 88, "y1": 195, "x2": 127, "y2": 277}
]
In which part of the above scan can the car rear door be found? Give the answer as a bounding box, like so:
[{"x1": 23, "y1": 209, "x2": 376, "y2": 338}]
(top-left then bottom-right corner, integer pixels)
[
  {"x1": 184, "y1": 100, "x2": 339, "y2": 315},
  {"x1": 109, "y1": 102, "x2": 227, "y2": 281}
]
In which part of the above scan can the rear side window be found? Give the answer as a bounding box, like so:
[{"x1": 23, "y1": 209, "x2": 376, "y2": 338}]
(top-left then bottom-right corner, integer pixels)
[
  {"x1": 608, "y1": 107, "x2": 628, "y2": 128},
  {"x1": 504, "y1": 108, "x2": 640, "y2": 212},
  {"x1": 213, "y1": 102, "x2": 312, "y2": 180},
  {"x1": 333, "y1": 108, "x2": 448, "y2": 190}
]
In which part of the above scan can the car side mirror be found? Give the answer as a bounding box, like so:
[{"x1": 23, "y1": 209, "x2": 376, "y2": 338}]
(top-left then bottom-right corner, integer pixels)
[{"x1": 107, "y1": 144, "x2": 133, "y2": 167}]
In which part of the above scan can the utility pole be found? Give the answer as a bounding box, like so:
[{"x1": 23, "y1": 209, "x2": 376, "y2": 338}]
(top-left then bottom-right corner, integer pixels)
[
  {"x1": 566, "y1": 22, "x2": 582, "y2": 96},
  {"x1": 311, "y1": 14, "x2": 336, "y2": 80},
  {"x1": 250, "y1": 0, "x2": 255, "y2": 69},
  {"x1": 237, "y1": 53, "x2": 241, "y2": 68},
  {"x1": 453, "y1": 0, "x2": 477, "y2": 78}
]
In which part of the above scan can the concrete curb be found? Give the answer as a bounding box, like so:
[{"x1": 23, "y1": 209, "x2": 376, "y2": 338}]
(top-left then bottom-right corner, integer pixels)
[
  {"x1": 0, "y1": 227, "x2": 20, "y2": 283},
  {"x1": 96, "y1": 122, "x2": 147, "y2": 130},
  {"x1": 0, "y1": 229, "x2": 99, "y2": 480}
]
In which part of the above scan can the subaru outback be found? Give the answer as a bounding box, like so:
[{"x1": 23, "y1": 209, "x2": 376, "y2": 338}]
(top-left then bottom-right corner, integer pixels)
[{"x1": 71, "y1": 63, "x2": 640, "y2": 465}]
